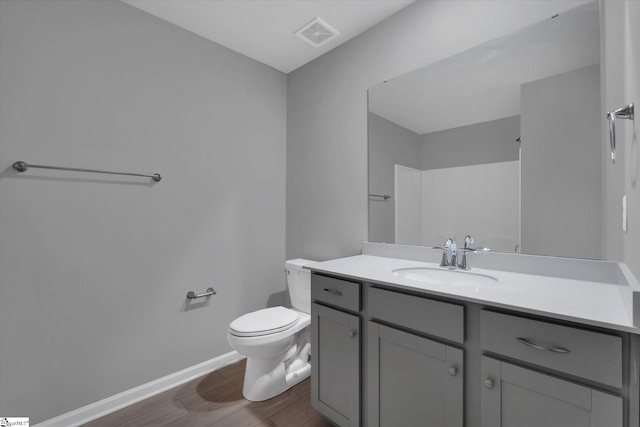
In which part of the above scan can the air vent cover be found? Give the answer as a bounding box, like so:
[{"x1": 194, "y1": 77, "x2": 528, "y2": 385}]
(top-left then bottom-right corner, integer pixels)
[{"x1": 295, "y1": 17, "x2": 339, "y2": 48}]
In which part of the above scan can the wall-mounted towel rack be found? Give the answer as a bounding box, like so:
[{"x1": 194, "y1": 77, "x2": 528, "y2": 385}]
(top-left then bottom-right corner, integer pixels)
[
  {"x1": 12, "y1": 161, "x2": 162, "y2": 182},
  {"x1": 369, "y1": 193, "x2": 391, "y2": 200},
  {"x1": 606, "y1": 103, "x2": 634, "y2": 163}
]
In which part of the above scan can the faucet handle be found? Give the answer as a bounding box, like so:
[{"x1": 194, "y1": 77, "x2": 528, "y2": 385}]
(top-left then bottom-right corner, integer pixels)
[
  {"x1": 460, "y1": 235, "x2": 490, "y2": 253},
  {"x1": 432, "y1": 245, "x2": 450, "y2": 267},
  {"x1": 464, "y1": 235, "x2": 474, "y2": 249},
  {"x1": 458, "y1": 237, "x2": 490, "y2": 270},
  {"x1": 458, "y1": 247, "x2": 490, "y2": 270},
  {"x1": 467, "y1": 247, "x2": 491, "y2": 253}
]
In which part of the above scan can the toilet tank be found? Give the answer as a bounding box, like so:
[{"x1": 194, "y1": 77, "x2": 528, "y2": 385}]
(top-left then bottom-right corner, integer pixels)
[{"x1": 285, "y1": 258, "x2": 316, "y2": 314}]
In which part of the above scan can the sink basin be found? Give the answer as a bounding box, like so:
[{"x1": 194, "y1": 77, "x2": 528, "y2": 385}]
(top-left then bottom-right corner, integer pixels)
[{"x1": 391, "y1": 267, "x2": 498, "y2": 286}]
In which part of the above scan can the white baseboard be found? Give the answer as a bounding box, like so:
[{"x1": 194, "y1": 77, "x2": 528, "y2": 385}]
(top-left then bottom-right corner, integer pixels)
[{"x1": 34, "y1": 351, "x2": 245, "y2": 427}]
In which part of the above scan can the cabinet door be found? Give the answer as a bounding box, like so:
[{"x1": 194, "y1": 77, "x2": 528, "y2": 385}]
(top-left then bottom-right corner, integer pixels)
[
  {"x1": 311, "y1": 303, "x2": 360, "y2": 427},
  {"x1": 481, "y1": 356, "x2": 622, "y2": 427},
  {"x1": 368, "y1": 322, "x2": 463, "y2": 427}
]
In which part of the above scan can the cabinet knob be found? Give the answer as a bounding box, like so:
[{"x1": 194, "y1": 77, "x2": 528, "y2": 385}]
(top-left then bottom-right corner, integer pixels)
[
  {"x1": 347, "y1": 330, "x2": 357, "y2": 338},
  {"x1": 448, "y1": 367, "x2": 458, "y2": 376},
  {"x1": 483, "y1": 379, "x2": 494, "y2": 389}
]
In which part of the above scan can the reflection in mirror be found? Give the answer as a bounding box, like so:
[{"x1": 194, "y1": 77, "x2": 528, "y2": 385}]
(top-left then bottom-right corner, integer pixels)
[{"x1": 368, "y1": 2, "x2": 602, "y2": 259}]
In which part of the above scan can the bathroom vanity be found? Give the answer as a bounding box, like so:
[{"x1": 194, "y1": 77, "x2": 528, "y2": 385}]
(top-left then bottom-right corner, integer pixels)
[{"x1": 309, "y1": 244, "x2": 640, "y2": 427}]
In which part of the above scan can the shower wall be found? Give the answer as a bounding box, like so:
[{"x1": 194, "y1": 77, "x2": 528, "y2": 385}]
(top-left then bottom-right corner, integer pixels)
[{"x1": 395, "y1": 161, "x2": 520, "y2": 252}]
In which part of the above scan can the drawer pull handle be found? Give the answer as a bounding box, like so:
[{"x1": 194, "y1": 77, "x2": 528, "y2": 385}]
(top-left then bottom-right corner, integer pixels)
[
  {"x1": 484, "y1": 379, "x2": 494, "y2": 389},
  {"x1": 517, "y1": 337, "x2": 570, "y2": 354},
  {"x1": 348, "y1": 330, "x2": 357, "y2": 338},
  {"x1": 448, "y1": 367, "x2": 458, "y2": 376},
  {"x1": 547, "y1": 346, "x2": 571, "y2": 354},
  {"x1": 323, "y1": 288, "x2": 343, "y2": 296}
]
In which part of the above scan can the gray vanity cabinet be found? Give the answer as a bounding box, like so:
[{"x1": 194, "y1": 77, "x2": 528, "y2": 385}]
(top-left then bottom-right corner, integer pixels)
[
  {"x1": 367, "y1": 286, "x2": 465, "y2": 427},
  {"x1": 480, "y1": 310, "x2": 625, "y2": 427},
  {"x1": 310, "y1": 272, "x2": 638, "y2": 427},
  {"x1": 311, "y1": 274, "x2": 362, "y2": 427},
  {"x1": 480, "y1": 356, "x2": 623, "y2": 427},
  {"x1": 368, "y1": 322, "x2": 464, "y2": 427}
]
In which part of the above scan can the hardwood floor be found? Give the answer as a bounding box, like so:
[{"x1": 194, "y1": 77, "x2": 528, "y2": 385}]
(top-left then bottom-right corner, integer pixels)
[{"x1": 83, "y1": 359, "x2": 333, "y2": 427}]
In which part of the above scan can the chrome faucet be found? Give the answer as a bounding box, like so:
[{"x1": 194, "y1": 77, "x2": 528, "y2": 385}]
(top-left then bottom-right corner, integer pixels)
[
  {"x1": 458, "y1": 235, "x2": 474, "y2": 270},
  {"x1": 458, "y1": 235, "x2": 491, "y2": 270},
  {"x1": 435, "y1": 235, "x2": 490, "y2": 270},
  {"x1": 436, "y1": 238, "x2": 457, "y2": 269}
]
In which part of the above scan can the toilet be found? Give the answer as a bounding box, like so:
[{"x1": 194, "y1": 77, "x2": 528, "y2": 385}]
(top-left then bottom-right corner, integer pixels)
[{"x1": 227, "y1": 258, "x2": 315, "y2": 402}]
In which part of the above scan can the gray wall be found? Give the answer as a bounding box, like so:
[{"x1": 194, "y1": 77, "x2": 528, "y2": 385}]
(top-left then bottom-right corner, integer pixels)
[
  {"x1": 601, "y1": 0, "x2": 640, "y2": 279},
  {"x1": 420, "y1": 115, "x2": 521, "y2": 170},
  {"x1": 521, "y1": 65, "x2": 602, "y2": 259},
  {"x1": 0, "y1": 0, "x2": 286, "y2": 423},
  {"x1": 621, "y1": 1, "x2": 640, "y2": 280},
  {"x1": 368, "y1": 113, "x2": 421, "y2": 243},
  {"x1": 286, "y1": 0, "x2": 590, "y2": 262}
]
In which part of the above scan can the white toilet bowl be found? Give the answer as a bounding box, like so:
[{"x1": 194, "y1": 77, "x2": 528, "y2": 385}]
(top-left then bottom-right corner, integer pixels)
[
  {"x1": 227, "y1": 307, "x2": 311, "y2": 401},
  {"x1": 227, "y1": 259, "x2": 315, "y2": 401}
]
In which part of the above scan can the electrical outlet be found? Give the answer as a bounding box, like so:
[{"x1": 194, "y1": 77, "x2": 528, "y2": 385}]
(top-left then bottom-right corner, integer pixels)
[{"x1": 622, "y1": 195, "x2": 627, "y2": 232}]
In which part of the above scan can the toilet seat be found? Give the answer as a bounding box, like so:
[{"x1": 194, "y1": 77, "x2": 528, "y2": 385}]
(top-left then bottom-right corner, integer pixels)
[{"x1": 229, "y1": 306, "x2": 299, "y2": 337}]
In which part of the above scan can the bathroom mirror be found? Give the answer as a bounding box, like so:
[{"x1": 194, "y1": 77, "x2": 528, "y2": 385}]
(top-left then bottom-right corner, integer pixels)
[{"x1": 368, "y1": 2, "x2": 602, "y2": 259}]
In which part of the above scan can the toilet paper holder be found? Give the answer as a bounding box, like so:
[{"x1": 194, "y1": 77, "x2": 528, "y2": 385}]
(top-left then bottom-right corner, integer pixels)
[{"x1": 186, "y1": 287, "x2": 216, "y2": 300}]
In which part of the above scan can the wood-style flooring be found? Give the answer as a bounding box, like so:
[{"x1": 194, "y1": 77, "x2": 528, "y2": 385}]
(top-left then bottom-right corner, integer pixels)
[{"x1": 83, "y1": 359, "x2": 333, "y2": 427}]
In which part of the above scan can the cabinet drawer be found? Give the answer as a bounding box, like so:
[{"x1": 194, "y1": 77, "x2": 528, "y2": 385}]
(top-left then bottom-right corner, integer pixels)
[
  {"x1": 480, "y1": 310, "x2": 622, "y2": 388},
  {"x1": 312, "y1": 274, "x2": 360, "y2": 312},
  {"x1": 368, "y1": 287, "x2": 464, "y2": 343}
]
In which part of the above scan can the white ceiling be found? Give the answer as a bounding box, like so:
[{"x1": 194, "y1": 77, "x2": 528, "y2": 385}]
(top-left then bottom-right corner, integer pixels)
[
  {"x1": 122, "y1": 0, "x2": 415, "y2": 74},
  {"x1": 368, "y1": 1, "x2": 599, "y2": 135}
]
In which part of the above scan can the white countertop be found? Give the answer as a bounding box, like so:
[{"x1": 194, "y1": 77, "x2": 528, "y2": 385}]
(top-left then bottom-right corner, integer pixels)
[{"x1": 309, "y1": 254, "x2": 639, "y2": 334}]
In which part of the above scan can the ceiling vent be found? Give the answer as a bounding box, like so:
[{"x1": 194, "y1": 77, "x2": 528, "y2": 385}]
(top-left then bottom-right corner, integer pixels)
[{"x1": 295, "y1": 17, "x2": 340, "y2": 48}]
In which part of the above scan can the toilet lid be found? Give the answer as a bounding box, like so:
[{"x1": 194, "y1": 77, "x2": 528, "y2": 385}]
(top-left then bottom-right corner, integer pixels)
[{"x1": 229, "y1": 306, "x2": 299, "y2": 337}]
